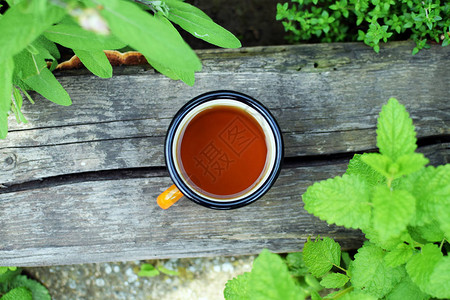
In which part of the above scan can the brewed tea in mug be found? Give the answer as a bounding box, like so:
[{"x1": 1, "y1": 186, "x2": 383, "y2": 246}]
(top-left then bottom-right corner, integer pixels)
[{"x1": 158, "y1": 91, "x2": 283, "y2": 209}]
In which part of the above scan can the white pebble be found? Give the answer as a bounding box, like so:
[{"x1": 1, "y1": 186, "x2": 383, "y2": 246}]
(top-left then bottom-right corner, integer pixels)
[
  {"x1": 213, "y1": 265, "x2": 221, "y2": 272},
  {"x1": 222, "y1": 262, "x2": 234, "y2": 273},
  {"x1": 95, "y1": 278, "x2": 105, "y2": 287},
  {"x1": 104, "y1": 264, "x2": 112, "y2": 274},
  {"x1": 113, "y1": 266, "x2": 120, "y2": 273}
]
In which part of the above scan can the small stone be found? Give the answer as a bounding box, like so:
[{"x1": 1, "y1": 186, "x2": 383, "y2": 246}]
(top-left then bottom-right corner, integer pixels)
[
  {"x1": 113, "y1": 266, "x2": 120, "y2": 273},
  {"x1": 213, "y1": 265, "x2": 220, "y2": 272},
  {"x1": 95, "y1": 278, "x2": 105, "y2": 287},
  {"x1": 104, "y1": 264, "x2": 112, "y2": 274}
]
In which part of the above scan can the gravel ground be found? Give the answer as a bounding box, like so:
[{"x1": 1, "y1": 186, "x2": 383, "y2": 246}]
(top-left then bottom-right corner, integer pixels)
[{"x1": 25, "y1": 256, "x2": 254, "y2": 300}]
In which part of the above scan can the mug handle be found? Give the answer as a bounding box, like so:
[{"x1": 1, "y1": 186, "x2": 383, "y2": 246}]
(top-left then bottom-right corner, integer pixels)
[{"x1": 157, "y1": 184, "x2": 183, "y2": 209}]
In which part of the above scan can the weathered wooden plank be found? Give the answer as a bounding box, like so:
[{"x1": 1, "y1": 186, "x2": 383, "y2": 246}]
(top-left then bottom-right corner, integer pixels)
[
  {"x1": 1, "y1": 42, "x2": 449, "y2": 266},
  {"x1": 2, "y1": 41, "x2": 449, "y2": 185},
  {"x1": 0, "y1": 144, "x2": 447, "y2": 266}
]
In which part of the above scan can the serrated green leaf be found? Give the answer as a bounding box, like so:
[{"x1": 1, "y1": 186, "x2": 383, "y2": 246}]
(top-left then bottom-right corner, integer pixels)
[
  {"x1": 137, "y1": 264, "x2": 160, "y2": 277},
  {"x1": 224, "y1": 272, "x2": 251, "y2": 300},
  {"x1": 376, "y1": 98, "x2": 417, "y2": 161},
  {"x1": 345, "y1": 154, "x2": 385, "y2": 187},
  {"x1": 337, "y1": 290, "x2": 378, "y2": 300},
  {"x1": 405, "y1": 165, "x2": 450, "y2": 228},
  {"x1": 97, "y1": 0, "x2": 201, "y2": 75},
  {"x1": 0, "y1": 2, "x2": 65, "y2": 59},
  {"x1": 310, "y1": 290, "x2": 322, "y2": 300},
  {"x1": 165, "y1": 0, "x2": 241, "y2": 48},
  {"x1": 73, "y1": 49, "x2": 112, "y2": 78},
  {"x1": 0, "y1": 286, "x2": 32, "y2": 300},
  {"x1": 406, "y1": 243, "x2": 442, "y2": 296},
  {"x1": 408, "y1": 220, "x2": 445, "y2": 243},
  {"x1": 286, "y1": 252, "x2": 308, "y2": 277},
  {"x1": 44, "y1": 23, "x2": 126, "y2": 51},
  {"x1": 303, "y1": 174, "x2": 371, "y2": 230},
  {"x1": 384, "y1": 243, "x2": 413, "y2": 267},
  {"x1": 362, "y1": 227, "x2": 411, "y2": 251},
  {"x1": 372, "y1": 186, "x2": 415, "y2": 241},
  {"x1": 7, "y1": 275, "x2": 50, "y2": 300},
  {"x1": 249, "y1": 249, "x2": 306, "y2": 300},
  {"x1": 385, "y1": 274, "x2": 429, "y2": 300},
  {"x1": 303, "y1": 237, "x2": 341, "y2": 277},
  {"x1": 350, "y1": 242, "x2": 405, "y2": 298},
  {"x1": 360, "y1": 152, "x2": 391, "y2": 178},
  {"x1": 428, "y1": 256, "x2": 450, "y2": 299},
  {"x1": 320, "y1": 273, "x2": 349, "y2": 288},
  {"x1": 395, "y1": 153, "x2": 428, "y2": 177}
]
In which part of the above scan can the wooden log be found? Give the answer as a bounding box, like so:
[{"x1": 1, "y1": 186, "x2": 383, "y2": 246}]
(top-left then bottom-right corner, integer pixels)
[{"x1": 1, "y1": 41, "x2": 449, "y2": 266}]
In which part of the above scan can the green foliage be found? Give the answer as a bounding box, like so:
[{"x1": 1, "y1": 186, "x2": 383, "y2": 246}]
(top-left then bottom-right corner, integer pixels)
[
  {"x1": 137, "y1": 262, "x2": 179, "y2": 277},
  {"x1": 0, "y1": 0, "x2": 241, "y2": 139},
  {"x1": 0, "y1": 268, "x2": 50, "y2": 300},
  {"x1": 276, "y1": 0, "x2": 450, "y2": 53},
  {"x1": 225, "y1": 98, "x2": 449, "y2": 299}
]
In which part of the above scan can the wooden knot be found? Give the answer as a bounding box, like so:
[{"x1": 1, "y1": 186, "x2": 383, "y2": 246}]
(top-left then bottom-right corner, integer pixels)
[{"x1": 1, "y1": 152, "x2": 17, "y2": 171}]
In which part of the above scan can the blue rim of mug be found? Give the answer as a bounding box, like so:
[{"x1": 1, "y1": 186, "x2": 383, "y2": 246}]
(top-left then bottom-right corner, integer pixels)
[{"x1": 165, "y1": 90, "x2": 284, "y2": 210}]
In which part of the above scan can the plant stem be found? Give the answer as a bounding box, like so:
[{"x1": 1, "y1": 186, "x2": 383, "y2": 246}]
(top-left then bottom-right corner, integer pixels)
[
  {"x1": 333, "y1": 263, "x2": 348, "y2": 275},
  {"x1": 439, "y1": 238, "x2": 447, "y2": 250},
  {"x1": 329, "y1": 286, "x2": 354, "y2": 299}
]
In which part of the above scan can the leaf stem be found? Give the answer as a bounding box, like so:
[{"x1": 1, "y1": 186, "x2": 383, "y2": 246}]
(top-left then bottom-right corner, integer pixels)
[
  {"x1": 333, "y1": 263, "x2": 348, "y2": 275},
  {"x1": 329, "y1": 286, "x2": 354, "y2": 299},
  {"x1": 439, "y1": 238, "x2": 447, "y2": 251}
]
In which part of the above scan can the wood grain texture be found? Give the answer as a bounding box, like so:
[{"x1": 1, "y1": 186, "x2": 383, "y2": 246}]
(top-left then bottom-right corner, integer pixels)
[{"x1": 1, "y1": 41, "x2": 449, "y2": 266}]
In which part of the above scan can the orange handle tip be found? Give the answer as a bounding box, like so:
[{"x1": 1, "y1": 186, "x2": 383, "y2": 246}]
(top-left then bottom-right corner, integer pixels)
[{"x1": 157, "y1": 184, "x2": 183, "y2": 209}]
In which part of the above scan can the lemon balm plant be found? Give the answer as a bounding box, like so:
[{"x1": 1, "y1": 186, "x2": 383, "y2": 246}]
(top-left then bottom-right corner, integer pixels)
[
  {"x1": 276, "y1": 0, "x2": 450, "y2": 54},
  {"x1": 0, "y1": 0, "x2": 241, "y2": 139},
  {"x1": 224, "y1": 98, "x2": 450, "y2": 299}
]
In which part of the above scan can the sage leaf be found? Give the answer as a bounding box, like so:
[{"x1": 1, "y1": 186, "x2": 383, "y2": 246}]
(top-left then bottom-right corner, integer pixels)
[
  {"x1": 74, "y1": 49, "x2": 112, "y2": 78},
  {"x1": 0, "y1": 2, "x2": 65, "y2": 59},
  {"x1": 97, "y1": 0, "x2": 201, "y2": 73},
  {"x1": 165, "y1": 0, "x2": 241, "y2": 48},
  {"x1": 44, "y1": 23, "x2": 126, "y2": 51}
]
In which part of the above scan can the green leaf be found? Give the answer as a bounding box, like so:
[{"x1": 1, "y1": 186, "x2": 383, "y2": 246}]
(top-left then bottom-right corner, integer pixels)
[
  {"x1": 320, "y1": 273, "x2": 349, "y2": 288},
  {"x1": 6, "y1": 275, "x2": 51, "y2": 300},
  {"x1": 137, "y1": 264, "x2": 160, "y2": 277},
  {"x1": 249, "y1": 249, "x2": 306, "y2": 300},
  {"x1": 165, "y1": 0, "x2": 241, "y2": 48},
  {"x1": 372, "y1": 186, "x2": 415, "y2": 241},
  {"x1": 97, "y1": 0, "x2": 201, "y2": 74},
  {"x1": 44, "y1": 23, "x2": 126, "y2": 51},
  {"x1": 0, "y1": 268, "x2": 21, "y2": 284},
  {"x1": 405, "y1": 165, "x2": 450, "y2": 229},
  {"x1": 0, "y1": 57, "x2": 14, "y2": 139},
  {"x1": 0, "y1": 2, "x2": 65, "y2": 60},
  {"x1": 395, "y1": 153, "x2": 429, "y2": 177},
  {"x1": 337, "y1": 290, "x2": 378, "y2": 300},
  {"x1": 385, "y1": 274, "x2": 430, "y2": 300},
  {"x1": 384, "y1": 243, "x2": 413, "y2": 267},
  {"x1": 376, "y1": 98, "x2": 417, "y2": 161},
  {"x1": 406, "y1": 243, "x2": 443, "y2": 297},
  {"x1": 350, "y1": 242, "x2": 405, "y2": 298},
  {"x1": 345, "y1": 154, "x2": 385, "y2": 187},
  {"x1": 408, "y1": 220, "x2": 445, "y2": 243},
  {"x1": 303, "y1": 174, "x2": 371, "y2": 230},
  {"x1": 24, "y1": 67, "x2": 71, "y2": 106},
  {"x1": 360, "y1": 153, "x2": 391, "y2": 178},
  {"x1": 73, "y1": 49, "x2": 112, "y2": 78},
  {"x1": 285, "y1": 252, "x2": 308, "y2": 277},
  {"x1": 303, "y1": 236, "x2": 341, "y2": 277},
  {"x1": 143, "y1": 13, "x2": 196, "y2": 85},
  {"x1": 224, "y1": 272, "x2": 251, "y2": 300},
  {"x1": 0, "y1": 287, "x2": 32, "y2": 300},
  {"x1": 157, "y1": 266, "x2": 179, "y2": 276},
  {"x1": 427, "y1": 256, "x2": 450, "y2": 299}
]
